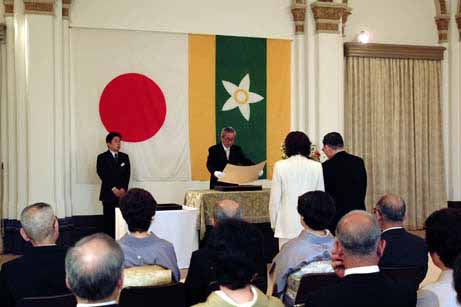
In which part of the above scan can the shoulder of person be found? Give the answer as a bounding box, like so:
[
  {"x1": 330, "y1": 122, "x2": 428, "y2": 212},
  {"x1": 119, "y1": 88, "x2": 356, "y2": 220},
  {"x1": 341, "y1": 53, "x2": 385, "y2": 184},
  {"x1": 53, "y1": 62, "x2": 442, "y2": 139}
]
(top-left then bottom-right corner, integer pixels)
[
  {"x1": 345, "y1": 152, "x2": 364, "y2": 162},
  {"x1": 417, "y1": 288, "x2": 439, "y2": 305},
  {"x1": 208, "y1": 144, "x2": 220, "y2": 152},
  {"x1": 0, "y1": 255, "x2": 26, "y2": 274},
  {"x1": 97, "y1": 151, "x2": 109, "y2": 158},
  {"x1": 155, "y1": 237, "x2": 176, "y2": 250},
  {"x1": 231, "y1": 144, "x2": 242, "y2": 151}
]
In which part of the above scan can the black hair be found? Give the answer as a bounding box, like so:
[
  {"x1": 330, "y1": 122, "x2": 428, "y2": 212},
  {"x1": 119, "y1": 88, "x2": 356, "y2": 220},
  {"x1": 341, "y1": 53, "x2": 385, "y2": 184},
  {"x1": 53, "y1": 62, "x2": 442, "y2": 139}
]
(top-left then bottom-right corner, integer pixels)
[
  {"x1": 119, "y1": 188, "x2": 157, "y2": 233},
  {"x1": 425, "y1": 208, "x2": 461, "y2": 268},
  {"x1": 106, "y1": 132, "x2": 122, "y2": 144},
  {"x1": 297, "y1": 191, "x2": 336, "y2": 231},
  {"x1": 209, "y1": 219, "x2": 263, "y2": 290},
  {"x1": 284, "y1": 131, "x2": 311, "y2": 159},
  {"x1": 322, "y1": 132, "x2": 344, "y2": 149}
]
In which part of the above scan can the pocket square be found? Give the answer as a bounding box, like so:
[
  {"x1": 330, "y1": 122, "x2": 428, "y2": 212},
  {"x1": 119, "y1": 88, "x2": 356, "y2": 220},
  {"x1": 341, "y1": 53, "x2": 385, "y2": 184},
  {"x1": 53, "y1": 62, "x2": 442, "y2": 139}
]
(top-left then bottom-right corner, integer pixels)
[{"x1": 121, "y1": 162, "x2": 125, "y2": 167}]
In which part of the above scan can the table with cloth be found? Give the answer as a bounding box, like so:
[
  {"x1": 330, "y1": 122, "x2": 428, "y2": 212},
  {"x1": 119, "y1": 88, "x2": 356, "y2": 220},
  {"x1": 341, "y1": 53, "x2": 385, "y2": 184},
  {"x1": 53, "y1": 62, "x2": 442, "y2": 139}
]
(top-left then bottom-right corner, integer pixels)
[{"x1": 184, "y1": 189, "x2": 277, "y2": 262}]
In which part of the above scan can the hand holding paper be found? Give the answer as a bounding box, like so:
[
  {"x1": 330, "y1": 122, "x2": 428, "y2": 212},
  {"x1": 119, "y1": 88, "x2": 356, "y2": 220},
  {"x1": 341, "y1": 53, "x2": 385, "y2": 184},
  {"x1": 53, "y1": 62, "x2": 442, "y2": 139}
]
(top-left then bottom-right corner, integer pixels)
[{"x1": 214, "y1": 171, "x2": 225, "y2": 179}]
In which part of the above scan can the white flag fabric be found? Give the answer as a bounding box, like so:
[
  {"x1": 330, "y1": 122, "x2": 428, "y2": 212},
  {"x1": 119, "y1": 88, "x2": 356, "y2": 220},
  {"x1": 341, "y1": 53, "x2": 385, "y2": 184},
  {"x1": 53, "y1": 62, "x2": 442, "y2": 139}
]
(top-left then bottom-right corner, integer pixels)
[{"x1": 71, "y1": 28, "x2": 190, "y2": 183}]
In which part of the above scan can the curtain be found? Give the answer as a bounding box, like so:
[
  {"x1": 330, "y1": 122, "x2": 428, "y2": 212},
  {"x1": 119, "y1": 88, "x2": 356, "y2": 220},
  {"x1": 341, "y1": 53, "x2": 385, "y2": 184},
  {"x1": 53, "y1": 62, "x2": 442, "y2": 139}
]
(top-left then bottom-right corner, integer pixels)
[{"x1": 345, "y1": 56, "x2": 446, "y2": 229}]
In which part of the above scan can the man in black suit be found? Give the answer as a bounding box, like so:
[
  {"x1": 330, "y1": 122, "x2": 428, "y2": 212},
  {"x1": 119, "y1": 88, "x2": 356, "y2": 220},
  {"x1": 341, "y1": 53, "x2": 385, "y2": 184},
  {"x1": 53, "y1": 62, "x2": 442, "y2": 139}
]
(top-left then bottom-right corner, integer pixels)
[
  {"x1": 97, "y1": 132, "x2": 130, "y2": 238},
  {"x1": 322, "y1": 132, "x2": 367, "y2": 232},
  {"x1": 206, "y1": 127, "x2": 254, "y2": 189},
  {"x1": 184, "y1": 200, "x2": 267, "y2": 306},
  {"x1": 305, "y1": 210, "x2": 416, "y2": 307},
  {"x1": 375, "y1": 194, "x2": 428, "y2": 287},
  {"x1": 0, "y1": 203, "x2": 69, "y2": 307},
  {"x1": 66, "y1": 233, "x2": 123, "y2": 307}
]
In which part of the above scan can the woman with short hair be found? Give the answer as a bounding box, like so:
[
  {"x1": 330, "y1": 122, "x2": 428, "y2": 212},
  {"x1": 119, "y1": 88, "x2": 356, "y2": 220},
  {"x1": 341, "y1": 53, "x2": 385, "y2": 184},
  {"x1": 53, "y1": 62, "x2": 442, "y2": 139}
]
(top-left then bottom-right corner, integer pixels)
[{"x1": 269, "y1": 131, "x2": 325, "y2": 249}]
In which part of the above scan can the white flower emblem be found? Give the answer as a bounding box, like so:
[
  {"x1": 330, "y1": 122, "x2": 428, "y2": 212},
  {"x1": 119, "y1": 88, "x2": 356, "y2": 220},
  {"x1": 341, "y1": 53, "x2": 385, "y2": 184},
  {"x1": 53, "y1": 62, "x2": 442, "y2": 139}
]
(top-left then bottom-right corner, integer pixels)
[{"x1": 221, "y1": 73, "x2": 264, "y2": 121}]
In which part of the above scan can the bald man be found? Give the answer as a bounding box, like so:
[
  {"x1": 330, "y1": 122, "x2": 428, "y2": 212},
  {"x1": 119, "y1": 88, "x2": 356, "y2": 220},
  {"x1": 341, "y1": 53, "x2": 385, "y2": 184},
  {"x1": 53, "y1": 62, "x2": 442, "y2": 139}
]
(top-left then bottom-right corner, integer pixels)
[
  {"x1": 65, "y1": 233, "x2": 124, "y2": 307},
  {"x1": 374, "y1": 194, "x2": 428, "y2": 287},
  {"x1": 185, "y1": 200, "x2": 267, "y2": 306},
  {"x1": 305, "y1": 210, "x2": 416, "y2": 307},
  {"x1": 0, "y1": 203, "x2": 68, "y2": 307}
]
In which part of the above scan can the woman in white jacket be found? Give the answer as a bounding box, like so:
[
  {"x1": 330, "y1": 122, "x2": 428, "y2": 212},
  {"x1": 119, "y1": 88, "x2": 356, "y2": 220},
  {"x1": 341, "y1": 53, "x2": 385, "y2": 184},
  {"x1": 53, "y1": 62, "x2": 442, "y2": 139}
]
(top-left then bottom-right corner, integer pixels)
[{"x1": 270, "y1": 131, "x2": 325, "y2": 249}]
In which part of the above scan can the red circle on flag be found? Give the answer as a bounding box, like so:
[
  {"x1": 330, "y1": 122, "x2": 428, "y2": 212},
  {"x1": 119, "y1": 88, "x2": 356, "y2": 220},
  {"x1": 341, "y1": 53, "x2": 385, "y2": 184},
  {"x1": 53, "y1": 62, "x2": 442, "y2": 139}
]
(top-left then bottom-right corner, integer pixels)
[{"x1": 99, "y1": 73, "x2": 167, "y2": 143}]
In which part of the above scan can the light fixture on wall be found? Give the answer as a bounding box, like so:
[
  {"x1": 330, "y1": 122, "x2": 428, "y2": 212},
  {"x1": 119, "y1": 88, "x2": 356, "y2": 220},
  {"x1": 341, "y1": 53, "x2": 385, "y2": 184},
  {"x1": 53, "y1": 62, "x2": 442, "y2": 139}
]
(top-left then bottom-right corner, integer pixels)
[{"x1": 357, "y1": 31, "x2": 370, "y2": 44}]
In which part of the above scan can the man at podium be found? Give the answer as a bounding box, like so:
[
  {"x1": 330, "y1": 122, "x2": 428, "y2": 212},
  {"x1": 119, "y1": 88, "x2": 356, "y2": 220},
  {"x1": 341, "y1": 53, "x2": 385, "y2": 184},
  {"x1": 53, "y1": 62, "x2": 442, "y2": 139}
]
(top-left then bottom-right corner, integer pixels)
[{"x1": 206, "y1": 127, "x2": 254, "y2": 189}]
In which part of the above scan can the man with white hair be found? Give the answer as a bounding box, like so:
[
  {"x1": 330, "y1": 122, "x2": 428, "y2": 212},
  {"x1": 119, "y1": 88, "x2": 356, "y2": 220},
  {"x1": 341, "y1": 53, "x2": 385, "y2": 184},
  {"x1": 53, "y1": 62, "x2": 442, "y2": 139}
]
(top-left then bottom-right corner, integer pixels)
[
  {"x1": 374, "y1": 194, "x2": 428, "y2": 287},
  {"x1": 305, "y1": 210, "x2": 416, "y2": 307},
  {"x1": 0, "y1": 203, "x2": 68, "y2": 307},
  {"x1": 65, "y1": 233, "x2": 124, "y2": 306},
  {"x1": 206, "y1": 127, "x2": 254, "y2": 189}
]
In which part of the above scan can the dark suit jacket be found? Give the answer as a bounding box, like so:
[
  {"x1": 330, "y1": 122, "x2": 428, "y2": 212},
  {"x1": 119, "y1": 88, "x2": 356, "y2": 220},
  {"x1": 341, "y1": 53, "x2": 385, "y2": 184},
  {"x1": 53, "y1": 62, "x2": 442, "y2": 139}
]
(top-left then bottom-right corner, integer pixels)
[
  {"x1": 322, "y1": 151, "x2": 367, "y2": 231},
  {"x1": 206, "y1": 143, "x2": 253, "y2": 189},
  {"x1": 0, "y1": 246, "x2": 69, "y2": 307},
  {"x1": 306, "y1": 272, "x2": 416, "y2": 307},
  {"x1": 97, "y1": 150, "x2": 130, "y2": 203},
  {"x1": 379, "y1": 228, "x2": 428, "y2": 286},
  {"x1": 184, "y1": 244, "x2": 267, "y2": 306}
]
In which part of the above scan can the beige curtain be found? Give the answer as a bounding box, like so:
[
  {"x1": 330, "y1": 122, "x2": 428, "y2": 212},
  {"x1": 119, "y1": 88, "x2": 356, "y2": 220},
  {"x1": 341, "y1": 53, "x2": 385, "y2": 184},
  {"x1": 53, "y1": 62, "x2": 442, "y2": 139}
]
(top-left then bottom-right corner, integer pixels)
[{"x1": 345, "y1": 56, "x2": 446, "y2": 229}]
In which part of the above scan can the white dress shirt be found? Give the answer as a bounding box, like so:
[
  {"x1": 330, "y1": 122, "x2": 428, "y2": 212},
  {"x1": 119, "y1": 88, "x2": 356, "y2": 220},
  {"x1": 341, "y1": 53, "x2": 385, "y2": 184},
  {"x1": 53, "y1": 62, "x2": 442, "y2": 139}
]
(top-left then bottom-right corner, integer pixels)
[
  {"x1": 77, "y1": 301, "x2": 117, "y2": 307},
  {"x1": 382, "y1": 226, "x2": 404, "y2": 234},
  {"x1": 222, "y1": 144, "x2": 230, "y2": 160},
  {"x1": 215, "y1": 286, "x2": 258, "y2": 307},
  {"x1": 109, "y1": 150, "x2": 118, "y2": 158},
  {"x1": 417, "y1": 270, "x2": 460, "y2": 307},
  {"x1": 269, "y1": 155, "x2": 325, "y2": 239},
  {"x1": 344, "y1": 265, "x2": 380, "y2": 277}
]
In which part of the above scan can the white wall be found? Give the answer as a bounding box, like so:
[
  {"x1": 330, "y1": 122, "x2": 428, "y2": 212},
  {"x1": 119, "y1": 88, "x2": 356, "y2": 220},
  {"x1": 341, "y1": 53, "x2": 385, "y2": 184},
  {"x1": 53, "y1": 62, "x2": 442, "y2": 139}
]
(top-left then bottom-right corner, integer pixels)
[
  {"x1": 70, "y1": 0, "x2": 294, "y2": 39},
  {"x1": 345, "y1": 0, "x2": 438, "y2": 45}
]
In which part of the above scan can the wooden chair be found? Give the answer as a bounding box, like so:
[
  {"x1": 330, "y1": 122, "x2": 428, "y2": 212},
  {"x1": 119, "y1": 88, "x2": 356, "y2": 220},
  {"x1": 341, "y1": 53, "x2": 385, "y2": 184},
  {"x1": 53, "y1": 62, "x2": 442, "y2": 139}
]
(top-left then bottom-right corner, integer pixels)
[
  {"x1": 17, "y1": 293, "x2": 76, "y2": 307},
  {"x1": 119, "y1": 282, "x2": 186, "y2": 307}
]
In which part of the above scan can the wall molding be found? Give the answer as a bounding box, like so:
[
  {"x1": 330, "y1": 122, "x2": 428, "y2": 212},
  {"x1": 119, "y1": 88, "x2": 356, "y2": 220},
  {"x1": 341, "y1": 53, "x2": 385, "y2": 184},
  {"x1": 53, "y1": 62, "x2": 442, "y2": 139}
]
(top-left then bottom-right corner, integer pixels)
[{"x1": 344, "y1": 43, "x2": 446, "y2": 61}]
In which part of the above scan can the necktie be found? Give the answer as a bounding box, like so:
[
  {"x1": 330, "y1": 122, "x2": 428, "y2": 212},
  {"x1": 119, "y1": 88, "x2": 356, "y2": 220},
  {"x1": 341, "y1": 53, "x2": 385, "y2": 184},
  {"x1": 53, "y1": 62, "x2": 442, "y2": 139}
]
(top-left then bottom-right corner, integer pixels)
[{"x1": 114, "y1": 153, "x2": 118, "y2": 162}]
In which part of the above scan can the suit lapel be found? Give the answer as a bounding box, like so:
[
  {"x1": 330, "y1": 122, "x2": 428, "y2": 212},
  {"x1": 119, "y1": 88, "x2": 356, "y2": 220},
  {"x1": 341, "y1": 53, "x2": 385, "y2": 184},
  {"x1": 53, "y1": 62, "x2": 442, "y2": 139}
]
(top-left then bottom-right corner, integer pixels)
[{"x1": 218, "y1": 143, "x2": 228, "y2": 161}]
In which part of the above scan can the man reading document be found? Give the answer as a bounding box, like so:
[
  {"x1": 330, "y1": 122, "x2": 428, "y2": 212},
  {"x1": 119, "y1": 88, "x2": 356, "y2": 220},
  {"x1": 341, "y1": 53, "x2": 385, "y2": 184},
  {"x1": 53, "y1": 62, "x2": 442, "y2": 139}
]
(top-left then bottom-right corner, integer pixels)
[{"x1": 207, "y1": 127, "x2": 259, "y2": 189}]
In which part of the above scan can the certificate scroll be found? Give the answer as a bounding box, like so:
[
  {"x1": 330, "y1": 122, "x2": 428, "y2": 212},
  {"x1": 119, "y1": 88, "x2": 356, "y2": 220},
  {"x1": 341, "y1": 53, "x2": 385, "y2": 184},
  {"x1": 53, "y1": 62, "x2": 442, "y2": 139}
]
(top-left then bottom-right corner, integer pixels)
[{"x1": 220, "y1": 161, "x2": 266, "y2": 184}]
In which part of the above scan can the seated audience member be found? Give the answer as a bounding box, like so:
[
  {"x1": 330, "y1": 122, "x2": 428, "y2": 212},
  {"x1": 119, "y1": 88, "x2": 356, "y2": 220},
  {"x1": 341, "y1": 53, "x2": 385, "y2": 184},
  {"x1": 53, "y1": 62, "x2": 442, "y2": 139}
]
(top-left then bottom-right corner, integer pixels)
[
  {"x1": 417, "y1": 208, "x2": 461, "y2": 307},
  {"x1": 118, "y1": 188, "x2": 180, "y2": 282},
  {"x1": 374, "y1": 194, "x2": 428, "y2": 286},
  {"x1": 66, "y1": 233, "x2": 123, "y2": 307},
  {"x1": 0, "y1": 203, "x2": 68, "y2": 307},
  {"x1": 185, "y1": 200, "x2": 268, "y2": 306},
  {"x1": 193, "y1": 219, "x2": 283, "y2": 307},
  {"x1": 305, "y1": 210, "x2": 416, "y2": 307},
  {"x1": 270, "y1": 191, "x2": 335, "y2": 298},
  {"x1": 453, "y1": 254, "x2": 461, "y2": 304}
]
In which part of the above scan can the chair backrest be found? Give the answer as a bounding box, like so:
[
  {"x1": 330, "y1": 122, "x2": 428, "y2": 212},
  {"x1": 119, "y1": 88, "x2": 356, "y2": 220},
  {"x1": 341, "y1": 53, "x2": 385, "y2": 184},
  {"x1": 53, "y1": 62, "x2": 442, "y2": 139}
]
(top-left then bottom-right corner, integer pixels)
[
  {"x1": 123, "y1": 265, "x2": 172, "y2": 288},
  {"x1": 119, "y1": 282, "x2": 186, "y2": 307},
  {"x1": 381, "y1": 266, "x2": 421, "y2": 289},
  {"x1": 17, "y1": 293, "x2": 76, "y2": 307},
  {"x1": 294, "y1": 273, "x2": 340, "y2": 304}
]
